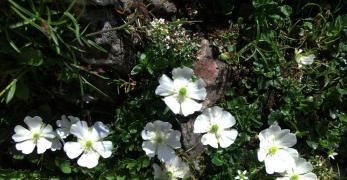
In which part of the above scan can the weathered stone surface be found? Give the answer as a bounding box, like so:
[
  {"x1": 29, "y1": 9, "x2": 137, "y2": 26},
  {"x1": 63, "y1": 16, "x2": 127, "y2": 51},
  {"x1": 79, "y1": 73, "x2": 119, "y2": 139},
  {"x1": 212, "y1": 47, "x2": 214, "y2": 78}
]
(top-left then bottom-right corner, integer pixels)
[
  {"x1": 179, "y1": 39, "x2": 229, "y2": 174},
  {"x1": 151, "y1": 0, "x2": 177, "y2": 13},
  {"x1": 79, "y1": 7, "x2": 136, "y2": 75},
  {"x1": 78, "y1": 0, "x2": 120, "y2": 6}
]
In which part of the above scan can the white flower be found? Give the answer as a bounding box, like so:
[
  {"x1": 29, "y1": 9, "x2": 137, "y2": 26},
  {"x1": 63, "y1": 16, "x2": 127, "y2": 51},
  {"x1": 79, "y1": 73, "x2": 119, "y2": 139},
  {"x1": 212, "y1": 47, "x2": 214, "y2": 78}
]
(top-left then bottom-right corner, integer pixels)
[
  {"x1": 193, "y1": 106, "x2": 238, "y2": 148},
  {"x1": 151, "y1": 18, "x2": 166, "y2": 27},
  {"x1": 257, "y1": 122, "x2": 299, "y2": 174},
  {"x1": 56, "y1": 115, "x2": 80, "y2": 139},
  {"x1": 277, "y1": 158, "x2": 318, "y2": 180},
  {"x1": 12, "y1": 116, "x2": 55, "y2": 154},
  {"x1": 328, "y1": 151, "x2": 338, "y2": 160},
  {"x1": 50, "y1": 137, "x2": 62, "y2": 151},
  {"x1": 50, "y1": 131, "x2": 63, "y2": 151},
  {"x1": 63, "y1": 121, "x2": 113, "y2": 169},
  {"x1": 235, "y1": 170, "x2": 249, "y2": 180},
  {"x1": 153, "y1": 156, "x2": 190, "y2": 180},
  {"x1": 142, "y1": 120, "x2": 181, "y2": 162},
  {"x1": 295, "y1": 49, "x2": 316, "y2": 68},
  {"x1": 155, "y1": 67, "x2": 207, "y2": 116}
]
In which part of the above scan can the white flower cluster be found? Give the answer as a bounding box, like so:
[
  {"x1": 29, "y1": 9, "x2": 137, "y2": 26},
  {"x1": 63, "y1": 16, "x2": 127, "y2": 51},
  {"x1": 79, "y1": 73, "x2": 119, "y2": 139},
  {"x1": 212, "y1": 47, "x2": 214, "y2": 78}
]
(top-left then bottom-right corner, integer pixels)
[
  {"x1": 147, "y1": 18, "x2": 193, "y2": 53},
  {"x1": 12, "y1": 115, "x2": 112, "y2": 169},
  {"x1": 143, "y1": 66, "x2": 239, "y2": 179},
  {"x1": 258, "y1": 122, "x2": 318, "y2": 180}
]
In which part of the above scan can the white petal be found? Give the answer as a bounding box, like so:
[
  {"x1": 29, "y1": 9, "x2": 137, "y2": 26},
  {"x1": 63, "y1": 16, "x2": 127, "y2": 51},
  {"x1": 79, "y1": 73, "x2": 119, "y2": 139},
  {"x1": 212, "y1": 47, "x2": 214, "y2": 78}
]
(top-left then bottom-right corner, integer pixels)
[
  {"x1": 276, "y1": 177, "x2": 290, "y2": 180},
  {"x1": 300, "y1": 54, "x2": 315, "y2": 65},
  {"x1": 274, "y1": 149, "x2": 297, "y2": 172},
  {"x1": 285, "y1": 148, "x2": 299, "y2": 159},
  {"x1": 70, "y1": 121, "x2": 89, "y2": 140},
  {"x1": 257, "y1": 149, "x2": 267, "y2": 162},
  {"x1": 193, "y1": 113, "x2": 211, "y2": 133},
  {"x1": 56, "y1": 115, "x2": 68, "y2": 128},
  {"x1": 12, "y1": 125, "x2": 31, "y2": 142},
  {"x1": 142, "y1": 141, "x2": 156, "y2": 158},
  {"x1": 180, "y1": 98, "x2": 202, "y2": 116},
  {"x1": 24, "y1": 116, "x2": 42, "y2": 131},
  {"x1": 263, "y1": 148, "x2": 298, "y2": 174},
  {"x1": 77, "y1": 151, "x2": 100, "y2": 168},
  {"x1": 277, "y1": 132, "x2": 297, "y2": 148},
  {"x1": 56, "y1": 128, "x2": 69, "y2": 139},
  {"x1": 173, "y1": 78, "x2": 189, "y2": 91},
  {"x1": 186, "y1": 80, "x2": 206, "y2": 100},
  {"x1": 16, "y1": 140, "x2": 36, "y2": 154},
  {"x1": 94, "y1": 141, "x2": 113, "y2": 158},
  {"x1": 56, "y1": 119, "x2": 63, "y2": 128},
  {"x1": 51, "y1": 138, "x2": 62, "y2": 151},
  {"x1": 295, "y1": 48, "x2": 303, "y2": 55},
  {"x1": 141, "y1": 130, "x2": 156, "y2": 140},
  {"x1": 155, "y1": 74, "x2": 175, "y2": 96},
  {"x1": 264, "y1": 156, "x2": 280, "y2": 174},
  {"x1": 218, "y1": 129, "x2": 238, "y2": 148},
  {"x1": 172, "y1": 66, "x2": 194, "y2": 80},
  {"x1": 163, "y1": 95, "x2": 181, "y2": 114},
  {"x1": 152, "y1": 120, "x2": 172, "y2": 131},
  {"x1": 166, "y1": 130, "x2": 181, "y2": 149},
  {"x1": 166, "y1": 156, "x2": 190, "y2": 178},
  {"x1": 201, "y1": 133, "x2": 218, "y2": 148},
  {"x1": 259, "y1": 123, "x2": 281, "y2": 141},
  {"x1": 41, "y1": 124, "x2": 55, "y2": 139},
  {"x1": 93, "y1": 121, "x2": 109, "y2": 139},
  {"x1": 67, "y1": 115, "x2": 80, "y2": 124},
  {"x1": 157, "y1": 144, "x2": 176, "y2": 162},
  {"x1": 294, "y1": 158, "x2": 313, "y2": 174},
  {"x1": 64, "y1": 142, "x2": 84, "y2": 159},
  {"x1": 300, "y1": 173, "x2": 318, "y2": 180},
  {"x1": 216, "y1": 107, "x2": 236, "y2": 129},
  {"x1": 36, "y1": 138, "x2": 53, "y2": 154}
]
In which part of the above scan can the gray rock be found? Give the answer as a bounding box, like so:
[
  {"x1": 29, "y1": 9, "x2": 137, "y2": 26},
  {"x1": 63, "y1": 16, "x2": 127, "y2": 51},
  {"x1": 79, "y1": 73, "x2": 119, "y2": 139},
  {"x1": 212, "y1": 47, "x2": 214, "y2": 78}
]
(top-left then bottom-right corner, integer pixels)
[
  {"x1": 80, "y1": 7, "x2": 136, "y2": 75},
  {"x1": 78, "y1": 0, "x2": 120, "y2": 6}
]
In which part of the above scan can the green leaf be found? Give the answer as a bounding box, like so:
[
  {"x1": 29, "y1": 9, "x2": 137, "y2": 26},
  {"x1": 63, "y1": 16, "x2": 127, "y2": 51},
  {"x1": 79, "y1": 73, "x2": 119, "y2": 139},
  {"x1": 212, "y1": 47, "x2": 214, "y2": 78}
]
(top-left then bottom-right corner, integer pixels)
[
  {"x1": 306, "y1": 140, "x2": 318, "y2": 150},
  {"x1": 338, "y1": 114, "x2": 347, "y2": 123},
  {"x1": 56, "y1": 159, "x2": 72, "y2": 174},
  {"x1": 61, "y1": 162, "x2": 72, "y2": 174},
  {"x1": 268, "y1": 110, "x2": 282, "y2": 125},
  {"x1": 280, "y1": 5, "x2": 292, "y2": 17},
  {"x1": 211, "y1": 154, "x2": 224, "y2": 166},
  {"x1": 116, "y1": 176, "x2": 126, "y2": 180},
  {"x1": 130, "y1": 64, "x2": 143, "y2": 76},
  {"x1": 139, "y1": 53, "x2": 147, "y2": 62},
  {"x1": 303, "y1": 22, "x2": 313, "y2": 29},
  {"x1": 17, "y1": 48, "x2": 44, "y2": 66},
  {"x1": 6, "y1": 80, "x2": 17, "y2": 104}
]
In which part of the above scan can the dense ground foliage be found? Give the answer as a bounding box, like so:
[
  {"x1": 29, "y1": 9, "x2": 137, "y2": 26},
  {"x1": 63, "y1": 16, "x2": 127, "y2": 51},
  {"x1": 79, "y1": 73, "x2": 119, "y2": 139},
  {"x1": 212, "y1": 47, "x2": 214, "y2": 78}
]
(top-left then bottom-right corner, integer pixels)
[{"x1": 0, "y1": 0, "x2": 346, "y2": 179}]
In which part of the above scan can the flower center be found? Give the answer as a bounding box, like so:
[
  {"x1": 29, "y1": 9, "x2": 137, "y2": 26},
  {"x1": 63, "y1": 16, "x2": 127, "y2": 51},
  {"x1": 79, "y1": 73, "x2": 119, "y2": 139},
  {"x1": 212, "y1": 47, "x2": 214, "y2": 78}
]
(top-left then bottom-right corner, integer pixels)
[
  {"x1": 85, "y1": 140, "x2": 93, "y2": 149},
  {"x1": 268, "y1": 146, "x2": 278, "y2": 155},
  {"x1": 210, "y1": 124, "x2": 219, "y2": 134},
  {"x1": 290, "y1": 174, "x2": 299, "y2": 180},
  {"x1": 32, "y1": 133, "x2": 40, "y2": 141},
  {"x1": 154, "y1": 134, "x2": 164, "y2": 144},
  {"x1": 239, "y1": 174, "x2": 246, "y2": 180},
  {"x1": 166, "y1": 171, "x2": 173, "y2": 178},
  {"x1": 178, "y1": 87, "x2": 187, "y2": 97}
]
